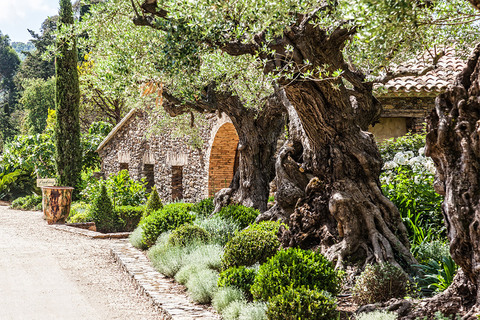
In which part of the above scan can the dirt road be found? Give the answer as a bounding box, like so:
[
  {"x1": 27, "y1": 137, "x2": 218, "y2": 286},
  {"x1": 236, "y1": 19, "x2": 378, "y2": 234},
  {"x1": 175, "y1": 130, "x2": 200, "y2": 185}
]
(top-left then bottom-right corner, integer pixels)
[{"x1": 0, "y1": 206, "x2": 162, "y2": 320}]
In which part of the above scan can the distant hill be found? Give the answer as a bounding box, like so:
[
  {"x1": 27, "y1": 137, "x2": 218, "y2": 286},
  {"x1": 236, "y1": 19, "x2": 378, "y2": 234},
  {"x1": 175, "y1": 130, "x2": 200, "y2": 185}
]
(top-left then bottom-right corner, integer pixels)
[{"x1": 11, "y1": 42, "x2": 35, "y2": 61}]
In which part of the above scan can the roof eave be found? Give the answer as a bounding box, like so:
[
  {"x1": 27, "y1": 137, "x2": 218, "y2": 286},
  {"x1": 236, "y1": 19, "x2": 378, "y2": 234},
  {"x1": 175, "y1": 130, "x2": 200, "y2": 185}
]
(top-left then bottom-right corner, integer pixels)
[{"x1": 95, "y1": 108, "x2": 139, "y2": 153}]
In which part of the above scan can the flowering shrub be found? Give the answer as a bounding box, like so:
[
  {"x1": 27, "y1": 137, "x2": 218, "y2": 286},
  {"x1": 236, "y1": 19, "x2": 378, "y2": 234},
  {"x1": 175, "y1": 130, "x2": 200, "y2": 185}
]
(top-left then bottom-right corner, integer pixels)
[{"x1": 380, "y1": 139, "x2": 444, "y2": 248}]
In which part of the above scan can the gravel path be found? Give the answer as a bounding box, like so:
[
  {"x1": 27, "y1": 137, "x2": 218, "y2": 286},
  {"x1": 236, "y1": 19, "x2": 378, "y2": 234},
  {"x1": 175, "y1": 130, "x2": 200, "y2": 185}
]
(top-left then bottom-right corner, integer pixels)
[{"x1": 0, "y1": 205, "x2": 162, "y2": 320}]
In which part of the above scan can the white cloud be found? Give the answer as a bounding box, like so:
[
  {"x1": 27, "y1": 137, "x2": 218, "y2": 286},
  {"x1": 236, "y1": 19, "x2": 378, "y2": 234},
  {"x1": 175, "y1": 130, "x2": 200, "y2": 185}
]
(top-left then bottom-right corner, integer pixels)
[{"x1": 0, "y1": 0, "x2": 58, "y2": 42}]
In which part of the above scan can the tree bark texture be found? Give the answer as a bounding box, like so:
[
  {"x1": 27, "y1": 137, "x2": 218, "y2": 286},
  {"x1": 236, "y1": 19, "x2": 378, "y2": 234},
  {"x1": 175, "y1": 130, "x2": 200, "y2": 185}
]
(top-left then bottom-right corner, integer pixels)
[
  {"x1": 212, "y1": 92, "x2": 285, "y2": 212},
  {"x1": 265, "y1": 20, "x2": 415, "y2": 269},
  {"x1": 424, "y1": 43, "x2": 480, "y2": 317}
]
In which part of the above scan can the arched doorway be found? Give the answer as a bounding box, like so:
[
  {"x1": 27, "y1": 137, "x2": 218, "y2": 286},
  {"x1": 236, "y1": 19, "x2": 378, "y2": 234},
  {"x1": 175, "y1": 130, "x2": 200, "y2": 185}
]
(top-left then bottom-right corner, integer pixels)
[{"x1": 208, "y1": 123, "x2": 239, "y2": 196}]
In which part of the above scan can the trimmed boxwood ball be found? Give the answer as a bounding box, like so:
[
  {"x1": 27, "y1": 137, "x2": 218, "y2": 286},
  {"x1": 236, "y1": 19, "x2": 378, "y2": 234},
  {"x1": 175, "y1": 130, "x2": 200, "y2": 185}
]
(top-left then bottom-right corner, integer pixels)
[
  {"x1": 168, "y1": 224, "x2": 210, "y2": 246},
  {"x1": 222, "y1": 227, "x2": 280, "y2": 270},
  {"x1": 353, "y1": 263, "x2": 409, "y2": 305},
  {"x1": 141, "y1": 203, "x2": 195, "y2": 248},
  {"x1": 266, "y1": 287, "x2": 338, "y2": 320},
  {"x1": 216, "y1": 204, "x2": 260, "y2": 229},
  {"x1": 191, "y1": 197, "x2": 215, "y2": 217},
  {"x1": 218, "y1": 266, "x2": 257, "y2": 300},
  {"x1": 251, "y1": 247, "x2": 341, "y2": 301},
  {"x1": 144, "y1": 186, "x2": 163, "y2": 217}
]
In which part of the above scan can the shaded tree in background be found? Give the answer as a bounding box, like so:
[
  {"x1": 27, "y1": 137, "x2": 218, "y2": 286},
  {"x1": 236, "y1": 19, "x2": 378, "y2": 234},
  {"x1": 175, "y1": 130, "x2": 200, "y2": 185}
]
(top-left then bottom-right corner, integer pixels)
[
  {"x1": 19, "y1": 77, "x2": 55, "y2": 134},
  {"x1": 0, "y1": 32, "x2": 21, "y2": 144},
  {"x1": 55, "y1": 0, "x2": 81, "y2": 190},
  {"x1": 16, "y1": 17, "x2": 57, "y2": 82}
]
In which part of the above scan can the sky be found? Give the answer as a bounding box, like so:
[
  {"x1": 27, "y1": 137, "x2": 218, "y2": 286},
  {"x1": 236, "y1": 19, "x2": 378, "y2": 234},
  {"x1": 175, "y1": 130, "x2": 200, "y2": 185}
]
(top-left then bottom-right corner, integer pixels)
[{"x1": 0, "y1": 0, "x2": 59, "y2": 43}]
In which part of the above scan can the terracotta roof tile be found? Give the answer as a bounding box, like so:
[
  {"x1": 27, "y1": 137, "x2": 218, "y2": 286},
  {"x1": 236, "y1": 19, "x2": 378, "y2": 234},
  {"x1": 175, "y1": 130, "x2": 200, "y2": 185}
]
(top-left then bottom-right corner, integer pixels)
[{"x1": 375, "y1": 48, "x2": 466, "y2": 97}]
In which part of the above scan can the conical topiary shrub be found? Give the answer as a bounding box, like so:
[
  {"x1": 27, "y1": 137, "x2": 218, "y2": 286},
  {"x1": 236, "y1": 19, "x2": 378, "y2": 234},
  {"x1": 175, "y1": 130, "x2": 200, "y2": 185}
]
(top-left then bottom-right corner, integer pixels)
[
  {"x1": 91, "y1": 183, "x2": 117, "y2": 233},
  {"x1": 144, "y1": 186, "x2": 163, "y2": 217}
]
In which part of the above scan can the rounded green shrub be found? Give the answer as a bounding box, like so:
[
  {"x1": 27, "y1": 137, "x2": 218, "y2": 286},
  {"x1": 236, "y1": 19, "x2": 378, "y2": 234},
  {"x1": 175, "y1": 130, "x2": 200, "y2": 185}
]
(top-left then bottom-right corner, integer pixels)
[
  {"x1": 191, "y1": 197, "x2": 215, "y2": 217},
  {"x1": 353, "y1": 263, "x2": 409, "y2": 305},
  {"x1": 218, "y1": 266, "x2": 257, "y2": 300},
  {"x1": 175, "y1": 264, "x2": 204, "y2": 285},
  {"x1": 115, "y1": 205, "x2": 144, "y2": 231},
  {"x1": 216, "y1": 204, "x2": 260, "y2": 229},
  {"x1": 266, "y1": 287, "x2": 338, "y2": 320},
  {"x1": 168, "y1": 224, "x2": 210, "y2": 246},
  {"x1": 414, "y1": 240, "x2": 450, "y2": 265},
  {"x1": 222, "y1": 227, "x2": 280, "y2": 270},
  {"x1": 144, "y1": 186, "x2": 163, "y2": 217},
  {"x1": 141, "y1": 203, "x2": 194, "y2": 248},
  {"x1": 251, "y1": 248, "x2": 340, "y2": 301},
  {"x1": 246, "y1": 221, "x2": 284, "y2": 234},
  {"x1": 91, "y1": 183, "x2": 118, "y2": 233}
]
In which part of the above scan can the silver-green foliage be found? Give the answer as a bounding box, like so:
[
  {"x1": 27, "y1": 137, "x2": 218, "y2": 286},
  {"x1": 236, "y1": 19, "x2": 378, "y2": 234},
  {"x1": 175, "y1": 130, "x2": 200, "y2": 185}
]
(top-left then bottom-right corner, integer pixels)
[
  {"x1": 175, "y1": 264, "x2": 204, "y2": 285},
  {"x1": 356, "y1": 311, "x2": 397, "y2": 320},
  {"x1": 194, "y1": 216, "x2": 240, "y2": 246},
  {"x1": 185, "y1": 268, "x2": 219, "y2": 304},
  {"x1": 238, "y1": 302, "x2": 267, "y2": 320},
  {"x1": 212, "y1": 286, "x2": 246, "y2": 314},
  {"x1": 222, "y1": 300, "x2": 248, "y2": 320},
  {"x1": 129, "y1": 225, "x2": 146, "y2": 250}
]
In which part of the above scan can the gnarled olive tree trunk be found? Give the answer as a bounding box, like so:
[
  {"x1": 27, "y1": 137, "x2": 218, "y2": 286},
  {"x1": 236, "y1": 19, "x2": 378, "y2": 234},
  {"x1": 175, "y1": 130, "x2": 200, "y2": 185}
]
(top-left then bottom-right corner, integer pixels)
[
  {"x1": 261, "y1": 22, "x2": 415, "y2": 269},
  {"x1": 416, "y1": 43, "x2": 480, "y2": 319},
  {"x1": 213, "y1": 92, "x2": 285, "y2": 212}
]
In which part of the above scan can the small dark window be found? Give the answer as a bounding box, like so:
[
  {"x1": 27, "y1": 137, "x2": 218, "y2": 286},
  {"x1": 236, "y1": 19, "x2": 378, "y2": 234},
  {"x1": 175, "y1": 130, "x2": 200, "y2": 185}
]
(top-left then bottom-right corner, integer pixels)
[
  {"x1": 143, "y1": 164, "x2": 155, "y2": 192},
  {"x1": 119, "y1": 163, "x2": 129, "y2": 171},
  {"x1": 171, "y1": 166, "x2": 183, "y2": 201}
]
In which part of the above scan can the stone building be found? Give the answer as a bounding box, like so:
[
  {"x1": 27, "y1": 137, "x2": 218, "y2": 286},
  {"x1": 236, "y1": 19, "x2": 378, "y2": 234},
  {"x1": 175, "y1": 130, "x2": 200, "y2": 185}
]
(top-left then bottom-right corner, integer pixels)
[
  {"x1": 369, "y1": 48, "x2": 465, "y2": 141},
  {"x1": 96, "y1": 109, "x2": 240, "y2": 203}
]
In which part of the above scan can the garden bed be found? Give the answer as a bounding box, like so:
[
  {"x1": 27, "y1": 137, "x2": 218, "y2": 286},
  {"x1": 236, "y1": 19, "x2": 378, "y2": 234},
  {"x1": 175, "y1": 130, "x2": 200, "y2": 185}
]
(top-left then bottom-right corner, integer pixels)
[{"x1": 50, "y1": 223, "x2": 131, "y2": 239}]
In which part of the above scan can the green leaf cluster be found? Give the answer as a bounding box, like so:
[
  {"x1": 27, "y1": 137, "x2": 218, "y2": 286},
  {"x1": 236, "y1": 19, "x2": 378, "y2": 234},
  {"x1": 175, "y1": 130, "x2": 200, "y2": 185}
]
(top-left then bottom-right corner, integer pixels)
[
  {"x1": 90, "y1": 183, "x2": 117, "y2": 233},
  {"x1": 251, "y1": 248, "x2": 341, "y2": 301},
  {"x1": 115, "y1": 205, "x2": 145, "y2": 232},
  {"x1": 11, "y1": 194, "x2": 42, "y2": 211},
  {"x1": 168, "y1": 224, "x2": 210, "y2": 247},
  {"x1": 191, "y1": 197, "x2": 214, "y2": 217},
  {"x1": 141, "y1": 203, "x2": 195, "y2": 248},
  {"x1": 218, "y1": 266, "x2": 257, "y2": 300},
  {"x1": 144, "y1": 186, "x2": 163, "y2": 218},
  {"x1": 215, "y1": 204, "x2": 260, "y2": 229},
  {"x1": 266, "y1": 287, "x2": 338, "y2": 320},
  {"x1": 80, "y1": 169, "x2": 147, "y2": 206},
  {"x1": 221, "y1": 224, "x2": 281, "y2": 270}
]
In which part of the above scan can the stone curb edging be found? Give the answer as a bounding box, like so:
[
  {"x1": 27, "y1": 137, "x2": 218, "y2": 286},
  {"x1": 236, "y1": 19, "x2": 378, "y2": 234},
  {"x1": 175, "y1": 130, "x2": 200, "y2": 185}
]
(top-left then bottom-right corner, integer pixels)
[
  {"x1": 111, "y1": 241, "x2": 220, "y2": 320},
  {"x1": 49, "y1": 224, "x2": 131, "y2": 239}
]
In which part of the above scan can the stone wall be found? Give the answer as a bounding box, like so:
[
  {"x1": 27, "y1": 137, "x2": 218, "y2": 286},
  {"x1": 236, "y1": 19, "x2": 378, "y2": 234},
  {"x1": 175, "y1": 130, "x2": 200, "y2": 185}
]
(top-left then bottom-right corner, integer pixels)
[
  {"x1": 98, "y1": 110, "x2": 229, "y2": 203},
  {"x1": 368, "y1": 96, "x2": 435, "y2": 141}
]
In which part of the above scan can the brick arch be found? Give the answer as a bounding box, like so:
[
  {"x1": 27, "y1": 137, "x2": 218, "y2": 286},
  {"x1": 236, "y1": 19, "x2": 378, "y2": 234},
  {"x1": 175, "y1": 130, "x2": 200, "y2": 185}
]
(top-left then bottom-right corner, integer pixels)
[{"x1": 208, "y1": 122, "x2": 239, "y2": 196}]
